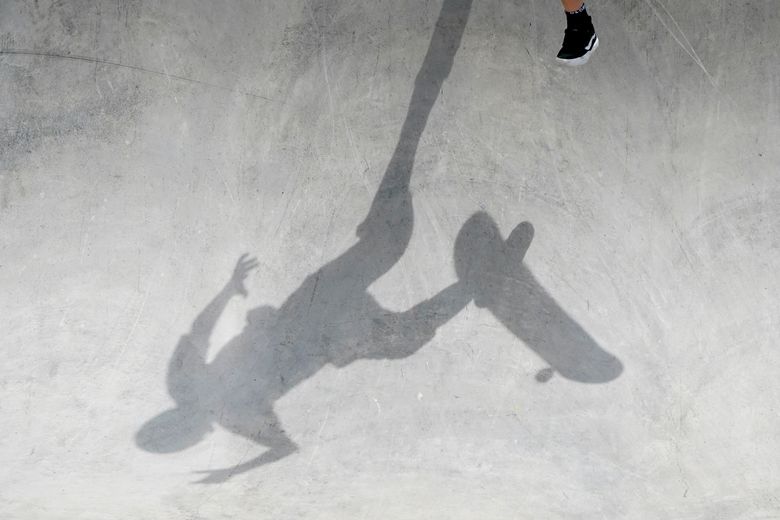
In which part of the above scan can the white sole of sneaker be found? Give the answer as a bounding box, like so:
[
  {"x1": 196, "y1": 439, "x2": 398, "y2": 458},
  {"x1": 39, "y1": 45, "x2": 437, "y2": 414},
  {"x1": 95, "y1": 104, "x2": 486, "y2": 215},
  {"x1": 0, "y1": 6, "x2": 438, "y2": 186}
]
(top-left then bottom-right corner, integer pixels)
[{"x1": 556, "y1": 35, "x2": 599, "y2": 67}]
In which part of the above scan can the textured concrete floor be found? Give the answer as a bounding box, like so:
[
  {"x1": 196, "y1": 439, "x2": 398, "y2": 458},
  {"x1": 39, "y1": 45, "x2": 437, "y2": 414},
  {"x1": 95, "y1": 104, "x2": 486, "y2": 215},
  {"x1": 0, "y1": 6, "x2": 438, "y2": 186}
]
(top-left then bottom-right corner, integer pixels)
[{"x1": 2, "y1": 1, "x2": 780, "y2": 518}]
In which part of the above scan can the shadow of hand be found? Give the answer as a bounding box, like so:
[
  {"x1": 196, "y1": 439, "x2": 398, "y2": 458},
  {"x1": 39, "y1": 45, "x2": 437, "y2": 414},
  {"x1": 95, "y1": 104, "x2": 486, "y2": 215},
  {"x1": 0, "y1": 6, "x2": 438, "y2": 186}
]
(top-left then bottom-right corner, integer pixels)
[
  {"x1": 229, "y1": 254, "x2": 259, "y2": 297},
  {"x1": 192, "y1": 467, "x2": 237, "y2": 485}
]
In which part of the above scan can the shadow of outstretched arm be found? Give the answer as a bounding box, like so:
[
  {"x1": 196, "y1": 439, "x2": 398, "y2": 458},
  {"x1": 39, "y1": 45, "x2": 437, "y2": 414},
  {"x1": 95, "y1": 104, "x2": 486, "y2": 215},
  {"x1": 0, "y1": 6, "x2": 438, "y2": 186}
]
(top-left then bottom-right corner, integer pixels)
[
  {"x1": 167, "y1": 255, "x2": 258, "y2": 400},
  {"x1": 193, "y1": 411, "x2": 298, "y2": 484}
]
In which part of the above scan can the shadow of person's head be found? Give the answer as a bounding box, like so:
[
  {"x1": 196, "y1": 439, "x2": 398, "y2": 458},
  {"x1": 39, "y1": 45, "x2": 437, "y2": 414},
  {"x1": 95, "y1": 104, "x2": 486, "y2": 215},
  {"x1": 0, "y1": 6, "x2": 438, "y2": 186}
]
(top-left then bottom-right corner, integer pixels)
[{"x1": 136, "y1": 405, "x2": 212, "y2": 453}]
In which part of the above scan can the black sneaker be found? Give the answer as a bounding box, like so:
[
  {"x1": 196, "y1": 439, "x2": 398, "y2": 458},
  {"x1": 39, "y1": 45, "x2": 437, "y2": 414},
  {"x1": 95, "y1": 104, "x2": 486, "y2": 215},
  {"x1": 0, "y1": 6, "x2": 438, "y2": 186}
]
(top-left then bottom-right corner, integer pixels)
[{"x1": 556, "y1": 25, "x2": 599, "y2": 66}]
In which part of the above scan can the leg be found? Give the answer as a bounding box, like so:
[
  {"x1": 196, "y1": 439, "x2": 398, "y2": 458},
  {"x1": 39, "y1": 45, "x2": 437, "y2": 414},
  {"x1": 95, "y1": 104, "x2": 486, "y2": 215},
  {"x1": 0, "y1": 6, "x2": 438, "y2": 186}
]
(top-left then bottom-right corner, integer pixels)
[
  {"x1": 561, "y1": 0, "x2": 584, "y2": 11},
  {"x1": 556, "y1": 1, "x2": 599, "y2": 66}
]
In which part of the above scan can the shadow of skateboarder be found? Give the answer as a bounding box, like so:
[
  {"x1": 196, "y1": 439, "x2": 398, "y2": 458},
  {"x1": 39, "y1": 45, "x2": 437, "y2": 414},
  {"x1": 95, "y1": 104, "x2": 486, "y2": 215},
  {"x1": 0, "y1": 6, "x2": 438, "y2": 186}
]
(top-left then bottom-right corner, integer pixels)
[
  {"x1": 138, "y1": 0, "x2": 476, "y2": 484},
  {"x1": 136, "y1": 0, "x2": 622, "y2": 484}
]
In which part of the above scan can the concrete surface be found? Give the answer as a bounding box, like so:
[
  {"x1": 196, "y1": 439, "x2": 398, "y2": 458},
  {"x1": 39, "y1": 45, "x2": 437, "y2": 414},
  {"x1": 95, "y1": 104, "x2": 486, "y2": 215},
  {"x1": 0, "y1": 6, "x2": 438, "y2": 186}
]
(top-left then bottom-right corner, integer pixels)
[{"x1": 2, "y1": 0, "x2": 779, "y2": 518}]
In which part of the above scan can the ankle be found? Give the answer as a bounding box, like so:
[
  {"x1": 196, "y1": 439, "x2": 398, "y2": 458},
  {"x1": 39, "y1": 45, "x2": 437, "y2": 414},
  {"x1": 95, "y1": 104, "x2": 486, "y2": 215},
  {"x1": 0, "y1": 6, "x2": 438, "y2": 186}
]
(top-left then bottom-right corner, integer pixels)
[{"x1": 565, "y1": 3, "x2": 591, "y2": 28}]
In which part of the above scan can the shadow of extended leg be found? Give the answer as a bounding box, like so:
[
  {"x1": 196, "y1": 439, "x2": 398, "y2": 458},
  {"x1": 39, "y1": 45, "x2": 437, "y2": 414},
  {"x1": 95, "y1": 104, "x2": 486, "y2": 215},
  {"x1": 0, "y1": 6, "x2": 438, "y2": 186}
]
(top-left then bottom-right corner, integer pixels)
[{"x1": 350, "y1": 0, "x2": 474, "y2": 284}]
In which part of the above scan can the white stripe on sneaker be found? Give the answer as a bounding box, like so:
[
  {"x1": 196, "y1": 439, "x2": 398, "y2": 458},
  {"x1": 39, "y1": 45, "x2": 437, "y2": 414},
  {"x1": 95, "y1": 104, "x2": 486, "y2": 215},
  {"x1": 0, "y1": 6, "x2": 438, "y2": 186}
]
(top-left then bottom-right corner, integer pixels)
[
  {"x1": 556, "y1": 36, "x2": 599, "y2": 66},
  {"x1": 585, "y1": 34, "x2": 597, "y2": 51}
]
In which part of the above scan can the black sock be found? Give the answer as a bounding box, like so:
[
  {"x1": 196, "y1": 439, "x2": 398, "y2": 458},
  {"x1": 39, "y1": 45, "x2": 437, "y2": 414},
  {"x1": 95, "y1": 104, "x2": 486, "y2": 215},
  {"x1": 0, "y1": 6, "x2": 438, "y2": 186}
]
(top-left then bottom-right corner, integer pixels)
[{"x1": 565, "y1": 4, "x2": 591, "y2": 28}]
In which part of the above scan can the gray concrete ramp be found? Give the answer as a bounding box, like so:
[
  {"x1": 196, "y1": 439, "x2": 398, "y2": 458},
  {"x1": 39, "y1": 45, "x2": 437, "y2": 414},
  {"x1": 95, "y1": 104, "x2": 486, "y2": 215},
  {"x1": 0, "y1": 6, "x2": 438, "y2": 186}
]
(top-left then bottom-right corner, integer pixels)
[{"x1": 2, "y1": 1, "x2": 779, "y2": 518}]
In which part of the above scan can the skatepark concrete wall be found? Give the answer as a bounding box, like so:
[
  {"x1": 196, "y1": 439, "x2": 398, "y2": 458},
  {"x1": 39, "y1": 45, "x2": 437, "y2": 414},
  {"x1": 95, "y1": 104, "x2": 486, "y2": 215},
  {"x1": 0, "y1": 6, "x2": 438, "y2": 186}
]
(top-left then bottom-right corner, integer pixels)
[{"x1": 1, "y1": 1, "x2": 779, "y2": 518}]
